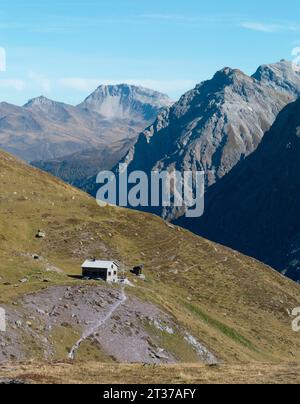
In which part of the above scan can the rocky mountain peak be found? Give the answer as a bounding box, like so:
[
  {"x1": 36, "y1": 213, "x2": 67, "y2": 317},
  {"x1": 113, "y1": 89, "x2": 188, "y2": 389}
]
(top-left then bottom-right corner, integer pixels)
[
  {"x1": 217, "y1": 66, "x2": 247, "y2": 78},
  {"x1": 78, "y1": 84, "x2": 172, "y2": 120},
  {"x1": 252, "y1": 60, "x2": 300, "y2": 95},
  {"x1": 0, "y1": 83, "x2": 172, "y2": 163},
  {"x1": 111, "y1": 61, "x2": 299, "y2": 221},
  {"x1": 211, "y1": 67, "x2": 251, "y2": 86},
  {"x1": 24, "y1": 96, "x2": 59, "y2": 109},
  {"x1": 22, "y1": 96, "x2": 73, "y2": 126}
]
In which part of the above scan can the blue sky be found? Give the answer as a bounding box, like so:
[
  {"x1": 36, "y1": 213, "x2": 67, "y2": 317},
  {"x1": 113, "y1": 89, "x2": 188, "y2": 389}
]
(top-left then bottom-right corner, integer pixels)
[{"x1": 1, "y1": 0, "x2": 300, "y2": 105}]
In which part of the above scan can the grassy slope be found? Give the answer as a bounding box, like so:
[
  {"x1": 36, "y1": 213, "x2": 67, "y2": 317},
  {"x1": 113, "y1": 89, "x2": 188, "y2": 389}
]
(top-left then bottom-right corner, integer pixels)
[
  {"x1": 0, "y1": 150, "x2": 299, "y2": 364},
  {"x1": 1, "y1": 362, "x2": 299, "y2": 384}
]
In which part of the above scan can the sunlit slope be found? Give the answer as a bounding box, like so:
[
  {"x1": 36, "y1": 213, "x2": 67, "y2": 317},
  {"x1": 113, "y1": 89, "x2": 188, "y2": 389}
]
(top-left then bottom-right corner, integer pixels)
[{"x1": 0, "y1": 150, "x2": 299, "y2": 363}]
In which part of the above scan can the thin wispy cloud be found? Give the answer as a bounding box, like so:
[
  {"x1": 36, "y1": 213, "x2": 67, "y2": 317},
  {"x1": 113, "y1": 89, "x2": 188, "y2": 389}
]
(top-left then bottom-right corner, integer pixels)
[
  {"x1": 124, "y1": 79, "x2": 197, "y2": 94},
  {"x1": 0, "y1": 74, "x2": 196, "y2": 99},
  {"x1": 141, "y1": 13, "x2": 242, "y2": 24},
  {"x1": 0, "y1": 15, "x2": 141, "y2": 34},
  {"x1": 0, "y1": 79, "x2": 25, "y2": 91},
  {"x1": 28, "y1": 71, "x2": 51, "y2": 93},
  {"x1": 59, "y1": 77, "x2": 196, "y2": 95},
  {"x1": 0, "y1": 14, "x2": 236, "y2": 33},
  {"x1": 240, "y1": 21, "x2": 300, "y2": 33},
  {"x1": 0, "y1": 72, "x2": 51, "y2": 94},
  {"x1": 142, "y1": 14, "x2": 196, "y2": 22},
  {"x1": 58, "y1": 78, "x2": 101, "y2": 92},
  {"x1": 0, "y1": 20, "x2": 94, "y2": 34}
]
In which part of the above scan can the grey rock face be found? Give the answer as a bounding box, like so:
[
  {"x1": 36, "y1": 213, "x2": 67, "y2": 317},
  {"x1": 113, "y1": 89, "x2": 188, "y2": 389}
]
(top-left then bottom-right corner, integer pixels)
[
  {"x1": 0, "y1": 285, "x2": 215, "y2": 364},
  {"x1": 179, "y1": 98, "x2": 300, "y2": 282},
  {"x1": 111, "y1": 61, "x2": 300, "y2": 219},
  {"x1": 253, "y1": 60, "x2": 300, "y2": 95},
  {"x1": 78, "y1": 84, "x2": 173, "y2": 120},
  {"x1": 24, "y1": 96, "x2": 73, "y2": 123}
]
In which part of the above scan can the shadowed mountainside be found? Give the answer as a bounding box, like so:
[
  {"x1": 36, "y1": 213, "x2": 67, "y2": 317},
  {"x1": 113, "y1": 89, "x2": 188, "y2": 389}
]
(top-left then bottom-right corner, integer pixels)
[{"x1": 177, "y1": 98, "x2": 300, "y2": 283}]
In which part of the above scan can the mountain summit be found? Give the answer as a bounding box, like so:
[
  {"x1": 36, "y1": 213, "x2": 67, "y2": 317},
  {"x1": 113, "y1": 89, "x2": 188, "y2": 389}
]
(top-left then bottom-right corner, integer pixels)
[
  {"x1": 78, "y1": 84, "x2": 173, "y2": 120},
  {"x1": 24, "y1": 96, "x2": 60, "y2": 108},
  {"x1": 107, "y1": 61, "x2": 300, "y2": 220},
  {"x1": 253, "y1": 60, "x2": 300, "y2": 94},
  {"x1": 23, "y1": 96, "x2": 75, "y2": 123}
]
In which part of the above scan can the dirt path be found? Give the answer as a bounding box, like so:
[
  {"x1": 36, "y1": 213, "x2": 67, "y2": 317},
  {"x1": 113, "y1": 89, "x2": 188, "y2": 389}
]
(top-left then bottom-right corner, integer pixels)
[{"x1": 68, "y1": 287, "x2": 127, "y2": 360}]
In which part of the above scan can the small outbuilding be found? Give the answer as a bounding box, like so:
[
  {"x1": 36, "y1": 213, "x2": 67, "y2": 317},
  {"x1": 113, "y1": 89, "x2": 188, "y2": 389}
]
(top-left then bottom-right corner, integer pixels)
[
  {"x1": 81, "y1": 260, "x2": 119, "y2": 283},
  {"x1": 131, "y1": 265, "x2": 144, "y2": 277}
]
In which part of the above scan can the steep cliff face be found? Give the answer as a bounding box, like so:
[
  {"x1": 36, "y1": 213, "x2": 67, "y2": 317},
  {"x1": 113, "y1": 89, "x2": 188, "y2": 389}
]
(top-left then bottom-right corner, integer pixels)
[
  {"x1": 78, "y1": 84, "x2": 173, "y2": 120},
  {"x1": 179, "y1": 98, "x2": 300, "y2": 282},
  {"x1": 92, "y1": 61, "x2": 299, "y2": 220}
]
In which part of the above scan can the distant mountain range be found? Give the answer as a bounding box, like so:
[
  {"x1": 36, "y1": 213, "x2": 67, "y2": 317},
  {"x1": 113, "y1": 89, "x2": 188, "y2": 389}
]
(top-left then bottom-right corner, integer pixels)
[
  {"x1": 0, "y1": 84, "x2": 172, "y2": 169},
  {"x1": 178, "y1": 97, "x2": 300, "y2": 282},
  {"x1": 31, "y1": 85, "x2": 172, "y2": 185},
  {"x1": 82, "y1": 61, "x2": 300, "y2": 220}
]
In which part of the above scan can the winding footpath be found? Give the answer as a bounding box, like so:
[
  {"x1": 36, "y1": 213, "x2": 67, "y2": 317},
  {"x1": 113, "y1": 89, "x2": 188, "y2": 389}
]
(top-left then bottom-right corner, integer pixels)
[{"x1": 68, "y1": 287, "x2": 127, "y2": 360}]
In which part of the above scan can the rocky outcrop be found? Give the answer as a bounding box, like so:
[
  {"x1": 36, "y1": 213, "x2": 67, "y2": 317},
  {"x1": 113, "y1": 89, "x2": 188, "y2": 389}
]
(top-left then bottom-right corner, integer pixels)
[
  {"x1": 0, "y1": 285, "x2": 216, "y2": 365},
  {"x1": 79, "y1": 84, "x2": 173, "y2": 120}
]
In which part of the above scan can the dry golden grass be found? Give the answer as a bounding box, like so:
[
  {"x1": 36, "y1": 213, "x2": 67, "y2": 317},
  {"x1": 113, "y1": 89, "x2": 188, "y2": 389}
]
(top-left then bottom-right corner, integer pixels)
[
  {"x1": 0, "y1": 362, "x2": 299, "y2": 384},
  {"x1": 0, "y1": 150, "x2": 299, "y2": 364}
]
